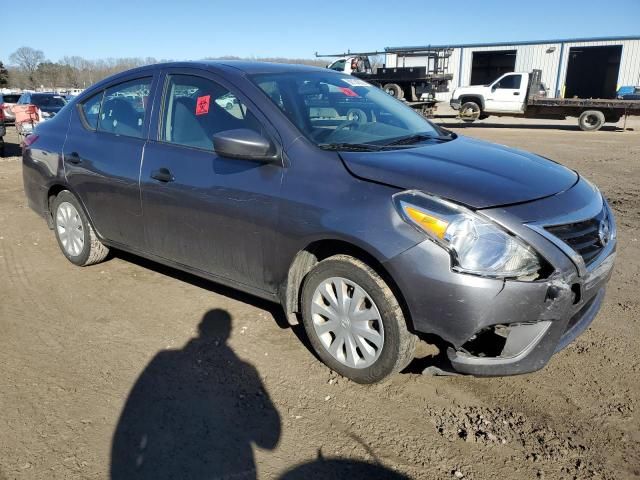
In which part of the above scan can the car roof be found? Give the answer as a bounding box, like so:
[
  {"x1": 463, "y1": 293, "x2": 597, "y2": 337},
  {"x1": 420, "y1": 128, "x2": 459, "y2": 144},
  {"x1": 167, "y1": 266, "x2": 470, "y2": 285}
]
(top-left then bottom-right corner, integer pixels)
[
  {"x1": 102, "y1": 60, "x2": 330, "y2": 83},
  {"x1": 78, "y1": 60, "x2": 336, "y2": 102}
]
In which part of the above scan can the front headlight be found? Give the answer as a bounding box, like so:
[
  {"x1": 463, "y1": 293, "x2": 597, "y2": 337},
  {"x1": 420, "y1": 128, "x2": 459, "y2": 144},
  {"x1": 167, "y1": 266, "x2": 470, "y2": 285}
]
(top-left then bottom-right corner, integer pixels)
[{"x1": 394, "y1": 190, "x2": 542, "y2": 279}]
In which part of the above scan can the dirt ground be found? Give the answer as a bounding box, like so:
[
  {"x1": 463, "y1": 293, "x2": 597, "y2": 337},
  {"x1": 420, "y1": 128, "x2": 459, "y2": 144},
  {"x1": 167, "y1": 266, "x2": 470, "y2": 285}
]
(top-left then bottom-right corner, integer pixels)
[{"x1": 1, "y1": 114, "x2": 639, "y2": 480}]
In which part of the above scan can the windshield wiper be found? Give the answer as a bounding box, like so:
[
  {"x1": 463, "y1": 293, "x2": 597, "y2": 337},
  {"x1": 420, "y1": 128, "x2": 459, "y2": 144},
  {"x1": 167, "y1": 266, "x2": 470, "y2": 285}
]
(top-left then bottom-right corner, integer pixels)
[
  {"x1": 318, "y1": 142, "x2": 384, "y2": 152},
  {"x1": 383, "y1": 133, "x2": 453, "y2": 147}
]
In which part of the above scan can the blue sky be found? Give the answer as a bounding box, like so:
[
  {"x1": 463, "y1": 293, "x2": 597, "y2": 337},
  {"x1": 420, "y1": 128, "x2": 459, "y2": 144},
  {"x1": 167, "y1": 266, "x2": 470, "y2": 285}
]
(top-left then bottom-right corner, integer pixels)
[{"x1": 1, "y1": 0, "x2": 639, "y2": 63}]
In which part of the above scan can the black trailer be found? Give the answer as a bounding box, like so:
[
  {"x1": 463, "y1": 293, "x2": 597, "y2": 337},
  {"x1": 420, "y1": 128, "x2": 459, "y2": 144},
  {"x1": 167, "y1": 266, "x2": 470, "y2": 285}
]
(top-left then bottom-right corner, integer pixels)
[{"x1": 316, "y1": 47, "x2": 454, "y2": 115}]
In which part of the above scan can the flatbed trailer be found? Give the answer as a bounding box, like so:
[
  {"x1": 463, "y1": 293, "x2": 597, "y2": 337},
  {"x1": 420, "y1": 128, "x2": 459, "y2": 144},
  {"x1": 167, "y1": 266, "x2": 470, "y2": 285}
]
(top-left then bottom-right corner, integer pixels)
[
  {"x1": 526, "y1": 97, "x2": 640, "y2": 119},
  {"x1": 451, "y1": 69, "x2": 640, "y2": 131}
]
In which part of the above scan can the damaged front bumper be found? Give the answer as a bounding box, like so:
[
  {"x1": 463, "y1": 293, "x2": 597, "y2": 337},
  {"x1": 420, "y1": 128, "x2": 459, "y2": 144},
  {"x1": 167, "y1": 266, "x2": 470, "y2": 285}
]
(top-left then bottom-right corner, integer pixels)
[
  {"x1": 447, "y1": 261, "x2": 613, "y2": 376},
  {"x1": 384, "y1": 179, "x2": 616, "y2": 376}
]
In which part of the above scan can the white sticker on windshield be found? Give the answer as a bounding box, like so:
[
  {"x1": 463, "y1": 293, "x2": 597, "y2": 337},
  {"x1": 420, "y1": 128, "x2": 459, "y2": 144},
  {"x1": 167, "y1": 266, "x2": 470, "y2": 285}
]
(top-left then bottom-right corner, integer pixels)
[{"x1": 342, "y1": 78, "x2": 369, "y2": 87}]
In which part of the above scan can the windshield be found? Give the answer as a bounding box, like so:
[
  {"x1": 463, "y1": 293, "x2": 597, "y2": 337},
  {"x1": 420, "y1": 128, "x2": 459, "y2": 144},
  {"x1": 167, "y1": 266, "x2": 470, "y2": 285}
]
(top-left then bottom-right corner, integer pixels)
[
  {"x1": 251, "y1": 71, "x2": 443, "y2": 149},
  {"x1": 31, "y1": 95, "x2": 67, "y2": 108}
]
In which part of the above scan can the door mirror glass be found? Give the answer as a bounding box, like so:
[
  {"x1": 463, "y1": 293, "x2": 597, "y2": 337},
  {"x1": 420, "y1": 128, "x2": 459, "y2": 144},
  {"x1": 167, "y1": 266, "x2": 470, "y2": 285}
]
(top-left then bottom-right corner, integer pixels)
[{"x1": 213, "y1": 128, "x2": 278, "y2": 162}]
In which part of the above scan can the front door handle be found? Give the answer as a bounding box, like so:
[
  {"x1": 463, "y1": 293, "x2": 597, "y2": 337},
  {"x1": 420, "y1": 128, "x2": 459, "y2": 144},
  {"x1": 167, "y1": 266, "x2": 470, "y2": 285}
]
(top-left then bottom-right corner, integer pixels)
[
  {"x1": 150, "y1": 167, "x2": 175, "y2": 183},
  {"x1": 66, "y1": 152, "x2": 82, "y2": 164}
]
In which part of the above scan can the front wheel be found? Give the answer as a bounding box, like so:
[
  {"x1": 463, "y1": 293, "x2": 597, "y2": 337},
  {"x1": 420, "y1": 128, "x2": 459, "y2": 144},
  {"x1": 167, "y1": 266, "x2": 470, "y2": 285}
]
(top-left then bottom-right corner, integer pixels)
[
  {"x1": 460, "y1": 101, "x2": 481, "y2": 122},
  {"x1": 52, "y1": 190, "x2": 109, "y2": 266},
  {"x1": 301, "y1": 255, "x2": 417, "y2": 384}
]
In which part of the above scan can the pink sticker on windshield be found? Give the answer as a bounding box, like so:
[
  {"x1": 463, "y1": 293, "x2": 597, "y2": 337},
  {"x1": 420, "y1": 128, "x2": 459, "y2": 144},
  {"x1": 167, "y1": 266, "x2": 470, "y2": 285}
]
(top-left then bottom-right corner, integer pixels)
[{"x1": 339, "y1": 87, "x2": 359, "y2": 97}]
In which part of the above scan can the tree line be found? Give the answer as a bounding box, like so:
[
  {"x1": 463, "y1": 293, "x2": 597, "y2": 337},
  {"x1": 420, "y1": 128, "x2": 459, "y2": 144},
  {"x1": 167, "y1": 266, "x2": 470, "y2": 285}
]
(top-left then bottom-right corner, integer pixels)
[{"x1": 1, "y1": 47, "x2": 327, "y2": 90}]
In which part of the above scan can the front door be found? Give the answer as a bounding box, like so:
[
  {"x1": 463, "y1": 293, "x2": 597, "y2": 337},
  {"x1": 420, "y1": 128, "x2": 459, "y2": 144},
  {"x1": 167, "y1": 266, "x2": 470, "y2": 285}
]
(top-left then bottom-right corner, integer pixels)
[
  {"x1": 63, "y1": 75, "x2": 156, "y2": 248},
  {"x1": 140, "y1": 70, "x2": 284, "y2": 292},
  {"x1": 485, "y1": 73, "x2": 525, "y2": 112}
]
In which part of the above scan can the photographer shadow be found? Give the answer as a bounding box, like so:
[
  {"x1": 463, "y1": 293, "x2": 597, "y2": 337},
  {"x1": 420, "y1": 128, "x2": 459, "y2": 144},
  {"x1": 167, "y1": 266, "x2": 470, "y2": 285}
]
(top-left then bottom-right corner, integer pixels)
[{"x1": 110, "y1": 309, "x2": 280, "y2": 480}]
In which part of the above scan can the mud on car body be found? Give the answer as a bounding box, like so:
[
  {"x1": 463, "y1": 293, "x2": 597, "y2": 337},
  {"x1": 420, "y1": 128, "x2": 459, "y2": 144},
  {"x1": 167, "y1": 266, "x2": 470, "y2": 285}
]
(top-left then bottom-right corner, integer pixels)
[{"x1": 22, "y1": 61, "x2": 616, "y2": 383}]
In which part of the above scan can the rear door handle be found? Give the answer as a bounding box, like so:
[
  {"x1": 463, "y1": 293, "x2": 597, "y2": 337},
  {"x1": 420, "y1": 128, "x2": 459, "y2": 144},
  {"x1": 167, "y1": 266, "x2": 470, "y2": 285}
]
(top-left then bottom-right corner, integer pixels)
[
  {"x1": 513, "y1": 92, "x2": 520, "y2": 96},
  {"x1": 150, "y1": 167, "x2": 175, "y2": 183},
  {"x1": 66, "y1": 152, "x2": 82, "y2": 164}
]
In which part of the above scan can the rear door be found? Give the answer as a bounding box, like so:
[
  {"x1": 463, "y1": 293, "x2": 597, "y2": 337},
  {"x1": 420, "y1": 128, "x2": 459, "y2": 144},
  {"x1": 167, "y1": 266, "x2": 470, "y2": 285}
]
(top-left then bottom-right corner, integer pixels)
[
  {"x1": 140, "y1": 68, "x2": 284, "y2": 292},
  {"x1": 485, "y1": 73, "x2": 526, "y2": 112},
  {"x1": 63, "y1": 73, "x2": 158, "y2": 249}
]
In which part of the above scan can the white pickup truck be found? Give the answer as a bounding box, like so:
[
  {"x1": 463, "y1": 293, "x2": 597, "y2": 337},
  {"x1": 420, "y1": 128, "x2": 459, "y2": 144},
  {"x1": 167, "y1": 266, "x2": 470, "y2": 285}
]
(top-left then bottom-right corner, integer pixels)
[{"x1": 450, "y1": 70, "x2": 640, "y2": 131}]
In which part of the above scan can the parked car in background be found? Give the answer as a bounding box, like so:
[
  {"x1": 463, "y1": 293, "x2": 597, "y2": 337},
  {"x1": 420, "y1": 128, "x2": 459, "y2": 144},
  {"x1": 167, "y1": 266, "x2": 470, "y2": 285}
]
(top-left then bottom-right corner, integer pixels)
[
  {"x1": 17, "y1": 92, "x2": 67, "y2": 119},
  {"x1": 0, "y1": 93, "x2": 22, "y2": 124},
  {"x1": 22, "y1": 61, "x2": 616, "y2": 383},
  {"x1": 0, "y1": 104, "x2": 5, "y2": 154},
  {"x1": 617, "y1": 86, "x2": 640, "y2": 100},
  {"x1": 215, "y1": 92, "x2": 239, "y2": 110}
]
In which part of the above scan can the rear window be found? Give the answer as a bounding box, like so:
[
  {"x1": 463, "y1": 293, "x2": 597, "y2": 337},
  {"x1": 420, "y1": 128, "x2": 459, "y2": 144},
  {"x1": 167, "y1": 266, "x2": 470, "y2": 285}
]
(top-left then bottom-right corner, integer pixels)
[
  {"x1": 31, "y1": 95, "x2": 67, "y2": 108},
  {"x1": 1, "y1": 94, "x2": 20, "y2": 103}
]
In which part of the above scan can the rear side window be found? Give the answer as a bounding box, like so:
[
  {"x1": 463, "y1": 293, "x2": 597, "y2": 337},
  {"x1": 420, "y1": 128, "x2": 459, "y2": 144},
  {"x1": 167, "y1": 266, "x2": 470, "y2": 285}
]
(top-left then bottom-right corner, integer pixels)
[
  {"x1": 495, "y1": 74, "x2": 522, "y2": 89},
  {"x1": 80, "y1": 92, "x2": 103, "y2": 130},
  {"x1": 98, "y1": 77, "x2": 152, "y2": 138},
  {"x1": 161, "y1": 74, "x2": 263, "y2": 151}
]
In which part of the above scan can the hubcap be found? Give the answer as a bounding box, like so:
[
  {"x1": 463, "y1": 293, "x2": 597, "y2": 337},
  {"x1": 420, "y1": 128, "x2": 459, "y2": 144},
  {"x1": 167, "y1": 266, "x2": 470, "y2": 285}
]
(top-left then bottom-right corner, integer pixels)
[
  {"x1": 56, "y1": 202, "x2": 84, "y2": 257},
  {"x1": 311, "y1": 277, "x2": 384, "y2": 369}
]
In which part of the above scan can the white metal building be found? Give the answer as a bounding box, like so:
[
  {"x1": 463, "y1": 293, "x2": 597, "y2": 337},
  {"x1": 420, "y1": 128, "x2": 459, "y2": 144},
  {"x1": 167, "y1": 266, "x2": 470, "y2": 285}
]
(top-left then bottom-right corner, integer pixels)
[{"x1": 384, "y1": 36, "x2": 640, "y2": 101}]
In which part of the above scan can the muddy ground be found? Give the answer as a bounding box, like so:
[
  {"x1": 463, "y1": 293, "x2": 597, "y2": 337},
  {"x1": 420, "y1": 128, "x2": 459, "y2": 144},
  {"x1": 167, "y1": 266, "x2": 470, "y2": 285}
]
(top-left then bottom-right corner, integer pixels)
[{"x1": 0, "y1": 115, "x2": 639, "y2": 480}]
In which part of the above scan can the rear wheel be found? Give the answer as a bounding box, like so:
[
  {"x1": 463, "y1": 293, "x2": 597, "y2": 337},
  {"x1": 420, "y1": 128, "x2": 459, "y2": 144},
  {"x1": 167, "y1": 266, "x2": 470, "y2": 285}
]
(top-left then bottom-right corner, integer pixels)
[
  {"x1": 383, "y1": 83, "x2": 404, "y2": 100},
  {"x1": 578, "y1": 110, "x2": 605, "y2": 131},
  {"x1": 52, "y1": 190, "x2": 109, "y2": 266},
  {"x1": 460, "y1": 101, "x2": 481, "y2": 122},
  {"x1": 301, "y1": 255, "x2": 417, "y2": 384}
]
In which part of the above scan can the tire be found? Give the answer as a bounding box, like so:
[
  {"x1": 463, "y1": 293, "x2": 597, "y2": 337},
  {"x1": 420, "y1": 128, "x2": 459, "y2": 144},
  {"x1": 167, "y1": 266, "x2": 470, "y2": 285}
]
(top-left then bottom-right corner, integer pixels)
[
  {"x1": 52, "y1": 190, "x2": 109, "y2": 266},
  {"x1": 578, "y1": 110, "x2": 605, "y2": 131},
  {"x1": 460, "y1": 101, "x2": 481, "y2": 122},
  {"x1": 346, "y1": 108, "x2": 368, "y2": 124},
  {"x1": 383, "y1": 83, "x2": 404, "y2": 100},
  {"x1": 301, "y1": 255, "x2": 417, "y2": 384}
]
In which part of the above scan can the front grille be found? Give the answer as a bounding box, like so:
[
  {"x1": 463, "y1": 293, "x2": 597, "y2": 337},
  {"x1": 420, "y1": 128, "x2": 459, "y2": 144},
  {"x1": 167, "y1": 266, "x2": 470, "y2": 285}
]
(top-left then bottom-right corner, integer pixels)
[{"x1": 545, "y1": 209, "x2": 607, "y2": 266}]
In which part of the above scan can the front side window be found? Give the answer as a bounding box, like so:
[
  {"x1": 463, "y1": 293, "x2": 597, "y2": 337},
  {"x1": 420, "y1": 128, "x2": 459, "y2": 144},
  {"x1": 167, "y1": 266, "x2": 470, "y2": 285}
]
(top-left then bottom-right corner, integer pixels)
[
  {"x1": 494, "y1": 74, "x2": 522, "y2": 90},
  {"x1": 80, "y1": 92, "x2": 103, "y2": 129},
  {"x1": 328, "y1": 60, "x2": 346, "y2": 72},
  {"x1": 161, "y1": 74, "x2": 262, "y2": 151},
  {"x1": 98, "y1": 77, "x2": 151, "y2": 138},
  {"x1": 251, "y1": 71, "x2": 441, "y2": 149}
]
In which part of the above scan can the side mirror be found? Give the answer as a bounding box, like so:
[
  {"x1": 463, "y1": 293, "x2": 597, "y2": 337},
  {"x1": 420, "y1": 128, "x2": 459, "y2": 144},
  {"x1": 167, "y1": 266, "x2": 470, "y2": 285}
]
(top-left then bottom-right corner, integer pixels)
[{"x1": 213, "y1": 128, "x2": 278, "y2": 162}]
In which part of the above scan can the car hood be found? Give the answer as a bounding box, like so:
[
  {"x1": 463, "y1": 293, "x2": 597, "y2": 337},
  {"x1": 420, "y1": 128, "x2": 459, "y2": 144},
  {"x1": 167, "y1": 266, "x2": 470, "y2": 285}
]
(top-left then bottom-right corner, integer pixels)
[
  {"x1": 453, "y1": 85, "x2": 488, "y2": 96},
  {"x1": 339, "y1": 136, "x2": 578, "y2": 208}
]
